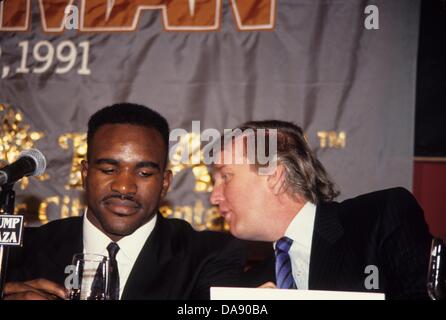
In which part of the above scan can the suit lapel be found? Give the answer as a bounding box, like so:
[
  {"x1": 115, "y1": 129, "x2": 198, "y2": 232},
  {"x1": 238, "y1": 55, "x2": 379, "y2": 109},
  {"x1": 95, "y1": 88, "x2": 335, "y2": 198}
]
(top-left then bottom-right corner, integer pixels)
[
  {"x1": 122, "y1": 213, "x2": 174, "y2": 299},
  {"x1": 308, "y1": 202, "x2": 346, "y2": 290}
]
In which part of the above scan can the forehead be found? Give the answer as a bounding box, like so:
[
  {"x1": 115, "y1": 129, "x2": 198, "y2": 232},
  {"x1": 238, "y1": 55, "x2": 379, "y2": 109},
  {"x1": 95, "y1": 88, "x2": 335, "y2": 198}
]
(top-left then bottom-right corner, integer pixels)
[
  {"x1": 213, "y1": 135, "x2": 248, "y2": 165},
  {"x1": 89, "y1": 124, "x2": 166, "y2": 162},
  {"x1": 211, "y1": 137, "x2": 243, "y2": 174}
]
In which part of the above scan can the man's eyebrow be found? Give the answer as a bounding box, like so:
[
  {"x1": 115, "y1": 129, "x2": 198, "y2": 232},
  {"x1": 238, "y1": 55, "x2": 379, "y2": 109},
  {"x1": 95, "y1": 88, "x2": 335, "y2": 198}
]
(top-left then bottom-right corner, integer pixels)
[
  {"x1": 95, "y1": 158, "x2": 119, "y2": 166},
  {"x1": 135, "y1": 161, "x2": 161, "y2": 171},
  {"x1": 94, "y1": 159, "x2": 160, "y2": 171},
  {"x1": 211, "y1": 164, "x2": 225, "y2": 176}
]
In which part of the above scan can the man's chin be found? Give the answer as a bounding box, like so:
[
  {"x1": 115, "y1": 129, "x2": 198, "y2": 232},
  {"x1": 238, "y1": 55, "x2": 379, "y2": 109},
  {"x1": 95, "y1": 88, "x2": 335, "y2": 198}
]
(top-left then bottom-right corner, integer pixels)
[
  {"x1": 102, "y1": 220, "x2": 138, "y2": 238},
  {"x1": 229, "y1": 225, "x2": 244, "y2": 240}
]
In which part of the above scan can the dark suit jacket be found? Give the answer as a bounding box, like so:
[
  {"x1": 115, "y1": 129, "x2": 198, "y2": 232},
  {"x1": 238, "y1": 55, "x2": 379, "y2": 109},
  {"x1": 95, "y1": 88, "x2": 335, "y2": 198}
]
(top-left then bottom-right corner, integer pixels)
[
  {"x1": 7, "y1": 213, "x2": 246, "y2": 299},
  {"x1": 242, "y1": 187, "x2": 432, "y2": 299}
]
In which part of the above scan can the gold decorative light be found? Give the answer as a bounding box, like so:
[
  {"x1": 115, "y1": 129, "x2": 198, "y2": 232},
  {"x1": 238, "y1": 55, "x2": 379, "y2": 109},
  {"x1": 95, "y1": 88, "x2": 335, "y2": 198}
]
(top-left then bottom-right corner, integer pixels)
[
  {"x1": 0, "y1": 104, "x2": 48, "y2": 189},
  {"x1": 58, "y1": 133, "x2": 87, "y2": 190},
  {"x1": 169, "y1": 132, "x2": 213, "y2": 192}
]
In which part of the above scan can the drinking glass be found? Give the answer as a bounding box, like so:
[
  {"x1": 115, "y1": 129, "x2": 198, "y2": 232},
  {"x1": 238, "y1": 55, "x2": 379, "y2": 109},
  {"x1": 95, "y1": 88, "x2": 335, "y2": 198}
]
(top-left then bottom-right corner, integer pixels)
[
  {"x1": 69, "y1": 253, "x2": 109, "y2": 300},
  {"x1": 427, "y1": 238, "x2": 445, "y2": 300}
]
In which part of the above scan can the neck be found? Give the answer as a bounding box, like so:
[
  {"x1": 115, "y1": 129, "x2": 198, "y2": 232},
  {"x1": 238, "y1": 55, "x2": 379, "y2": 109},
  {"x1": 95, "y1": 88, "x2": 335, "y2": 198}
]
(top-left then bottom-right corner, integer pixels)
[{"x1": 270, "y1": 193, "x2": 307, "y2": 241}]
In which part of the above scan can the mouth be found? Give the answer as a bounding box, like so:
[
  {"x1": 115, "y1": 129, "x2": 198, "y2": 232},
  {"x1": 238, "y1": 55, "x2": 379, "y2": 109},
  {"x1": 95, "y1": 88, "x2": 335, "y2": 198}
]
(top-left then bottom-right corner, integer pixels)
[
  {"x1": 102, "y1": 197, "x2": 141, "y2": 216},
  {"x1": 219, "y1": 210, "x2": 232, "y2": 221}
]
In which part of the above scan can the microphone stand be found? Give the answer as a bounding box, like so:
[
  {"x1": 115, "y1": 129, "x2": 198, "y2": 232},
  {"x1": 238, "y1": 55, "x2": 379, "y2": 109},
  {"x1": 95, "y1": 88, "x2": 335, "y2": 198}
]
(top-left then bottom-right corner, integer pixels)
[{"x1": 0, "y1": 183, "x2": 16, "y2": 299}]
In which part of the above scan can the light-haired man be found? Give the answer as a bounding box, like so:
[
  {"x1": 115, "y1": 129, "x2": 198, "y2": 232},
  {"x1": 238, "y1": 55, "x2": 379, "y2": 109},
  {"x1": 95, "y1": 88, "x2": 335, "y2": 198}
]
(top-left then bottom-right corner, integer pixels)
[{"x1": 210, "y1": 120, "x2": 432, "y2": 299}]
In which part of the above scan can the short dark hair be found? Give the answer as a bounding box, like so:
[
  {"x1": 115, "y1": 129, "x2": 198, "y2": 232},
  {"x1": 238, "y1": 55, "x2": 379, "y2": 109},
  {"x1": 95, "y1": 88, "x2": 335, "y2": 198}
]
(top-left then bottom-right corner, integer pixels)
[
  {"x1": 237, "y1": 120, "x2": 339, "y2": 204},
  {"x1": 87, "y1": 103, "x2": 170, "y2": 166}
]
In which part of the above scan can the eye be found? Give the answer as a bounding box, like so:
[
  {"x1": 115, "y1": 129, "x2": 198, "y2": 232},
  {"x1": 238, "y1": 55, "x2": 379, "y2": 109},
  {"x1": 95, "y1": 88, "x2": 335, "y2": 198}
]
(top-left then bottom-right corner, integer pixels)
[
  {"x1": 100, "y1": 168, "x2": 116, "y2": 175},
  {"x1": 222, "y1": 173, "x2": 233, "y2": 183},
  {"x1": 139, "y1": 171, "x2": 155, "y2": 178}
]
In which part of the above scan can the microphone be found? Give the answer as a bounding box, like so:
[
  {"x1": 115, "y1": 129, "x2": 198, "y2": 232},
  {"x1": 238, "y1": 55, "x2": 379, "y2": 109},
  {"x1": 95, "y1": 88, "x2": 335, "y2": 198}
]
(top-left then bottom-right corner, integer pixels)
[{"x1": 0, "y1": 149, "x2": 46, "y2": 186}]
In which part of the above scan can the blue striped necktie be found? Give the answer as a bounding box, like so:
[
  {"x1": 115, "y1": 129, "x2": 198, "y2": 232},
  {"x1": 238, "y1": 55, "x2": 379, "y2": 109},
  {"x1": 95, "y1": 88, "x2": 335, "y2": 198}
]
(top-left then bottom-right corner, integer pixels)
[{"x1": 275, "y1": 236, "x2": 297, "y2": 289}]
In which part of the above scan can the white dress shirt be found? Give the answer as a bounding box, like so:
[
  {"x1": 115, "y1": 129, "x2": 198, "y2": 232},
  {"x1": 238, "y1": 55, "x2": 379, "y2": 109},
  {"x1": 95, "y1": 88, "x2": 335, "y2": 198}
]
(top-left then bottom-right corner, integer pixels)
[
  {"x1": 83, "y1": 210, "x2": 156, "y2": 299},
  {"x1": 274, "y1": 201, "x2": 316, "y2": 289}
]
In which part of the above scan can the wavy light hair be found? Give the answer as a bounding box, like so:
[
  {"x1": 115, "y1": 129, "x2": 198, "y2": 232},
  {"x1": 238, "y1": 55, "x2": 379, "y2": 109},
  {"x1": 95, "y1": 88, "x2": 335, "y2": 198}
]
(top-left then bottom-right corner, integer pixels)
[{"x1": 237, "y1": 120, "x2": 340, "y2": 204}]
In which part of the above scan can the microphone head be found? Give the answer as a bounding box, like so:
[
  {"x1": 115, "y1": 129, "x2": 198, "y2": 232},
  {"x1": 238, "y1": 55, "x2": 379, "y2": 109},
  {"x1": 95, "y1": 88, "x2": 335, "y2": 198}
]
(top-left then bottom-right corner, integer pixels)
[{"x1": 18, "y1": 148, "x2": 46, "y2": 176}]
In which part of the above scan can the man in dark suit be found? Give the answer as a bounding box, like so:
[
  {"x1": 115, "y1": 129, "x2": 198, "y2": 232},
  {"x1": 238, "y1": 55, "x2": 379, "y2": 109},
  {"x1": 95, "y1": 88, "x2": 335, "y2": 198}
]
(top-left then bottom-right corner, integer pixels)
[
  {"x1": 210, "y1": 120, "x2": 432, "y2": 299},
  {"x1": 4, "y1": 103, "x2": 245, "y2": 300}
]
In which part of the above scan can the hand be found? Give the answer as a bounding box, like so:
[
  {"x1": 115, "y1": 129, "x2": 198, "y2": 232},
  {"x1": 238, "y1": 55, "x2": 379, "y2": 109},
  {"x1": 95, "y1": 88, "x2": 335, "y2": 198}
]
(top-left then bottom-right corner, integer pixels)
[
  {"x1": 258, "y1": 281, "x2": 277, "y2": 289},
  {"x1": 3, "y1": 279, "x2": 69, "y2": 300},
  {"x1": 0, "y1": 160, "x2": 7, "y2": 169}
]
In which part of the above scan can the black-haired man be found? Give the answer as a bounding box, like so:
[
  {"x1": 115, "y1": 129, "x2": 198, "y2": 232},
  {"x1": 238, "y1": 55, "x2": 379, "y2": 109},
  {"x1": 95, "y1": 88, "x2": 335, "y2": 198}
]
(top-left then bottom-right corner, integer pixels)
[{"x1": 5, "y1": 103, "x2": 245, "y2": 300}]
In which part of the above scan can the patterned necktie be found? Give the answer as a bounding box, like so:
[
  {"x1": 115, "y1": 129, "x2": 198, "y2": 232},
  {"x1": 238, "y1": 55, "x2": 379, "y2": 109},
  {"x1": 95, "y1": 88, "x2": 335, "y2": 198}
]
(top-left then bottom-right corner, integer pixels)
[
  {"x1": 275, "y1": 236, "x2": 297, "y2": 289},
  {"x1": 107, "y1": 242, "x2": 120, "y2": 300}
]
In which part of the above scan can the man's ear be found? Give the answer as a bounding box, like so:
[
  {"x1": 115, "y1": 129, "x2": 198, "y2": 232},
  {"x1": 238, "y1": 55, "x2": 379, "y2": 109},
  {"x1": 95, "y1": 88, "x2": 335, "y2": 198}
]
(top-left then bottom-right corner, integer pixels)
[
  {"x1": 267, "y1": 164, "x2": 287, "y2": 195},
  {"x1": 81, "y1": 160, "x2": 88, "y2": 190},
  {"x1": 161, "y1": 169, "x2": 173, "y2": 199}
]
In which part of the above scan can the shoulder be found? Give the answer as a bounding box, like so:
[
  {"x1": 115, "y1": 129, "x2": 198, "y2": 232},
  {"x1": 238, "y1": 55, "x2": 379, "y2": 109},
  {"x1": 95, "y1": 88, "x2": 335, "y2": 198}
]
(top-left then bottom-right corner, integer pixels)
[
  {"x1": 30, "y1": 216, "x2": 82, "y2": 235},
  {"x1": 336, "y1": 187, "x2": 420, "y2": 215},
  {"x1": 317, "y1": 187, "x2": 424, "y2": 232},
  {"x1": 341, "y1": 187, "x2": 415, "y2": 206},
  {"x1": 158, "y1": 216, "x2": 245, "y2": 254},
  {"x1": 333, "y1": 187, "x2": 427, "y2": 235},
  {"x1": 24, "y1": 216, "x2": 82, "y2": 245}
]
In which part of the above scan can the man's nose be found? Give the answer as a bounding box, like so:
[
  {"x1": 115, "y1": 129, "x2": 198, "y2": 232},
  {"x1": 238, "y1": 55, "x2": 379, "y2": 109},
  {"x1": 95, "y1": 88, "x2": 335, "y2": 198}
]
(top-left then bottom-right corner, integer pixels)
[
  {"x1": 210, "y1": 183, "x2": 225, "y2": 205},
  {"x1": 111, "y1": 170, "x2": 137, "y2": 195}
]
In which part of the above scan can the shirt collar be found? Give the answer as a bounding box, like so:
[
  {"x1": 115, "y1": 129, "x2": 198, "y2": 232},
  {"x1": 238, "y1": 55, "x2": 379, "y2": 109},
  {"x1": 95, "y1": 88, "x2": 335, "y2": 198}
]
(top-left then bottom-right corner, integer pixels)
[
  {"x1": 274, "y1": 201, "x2": 317, "y2": 250},
  {"x1": 83, "y1": 209, "x2": 157, "y2": 264}
]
